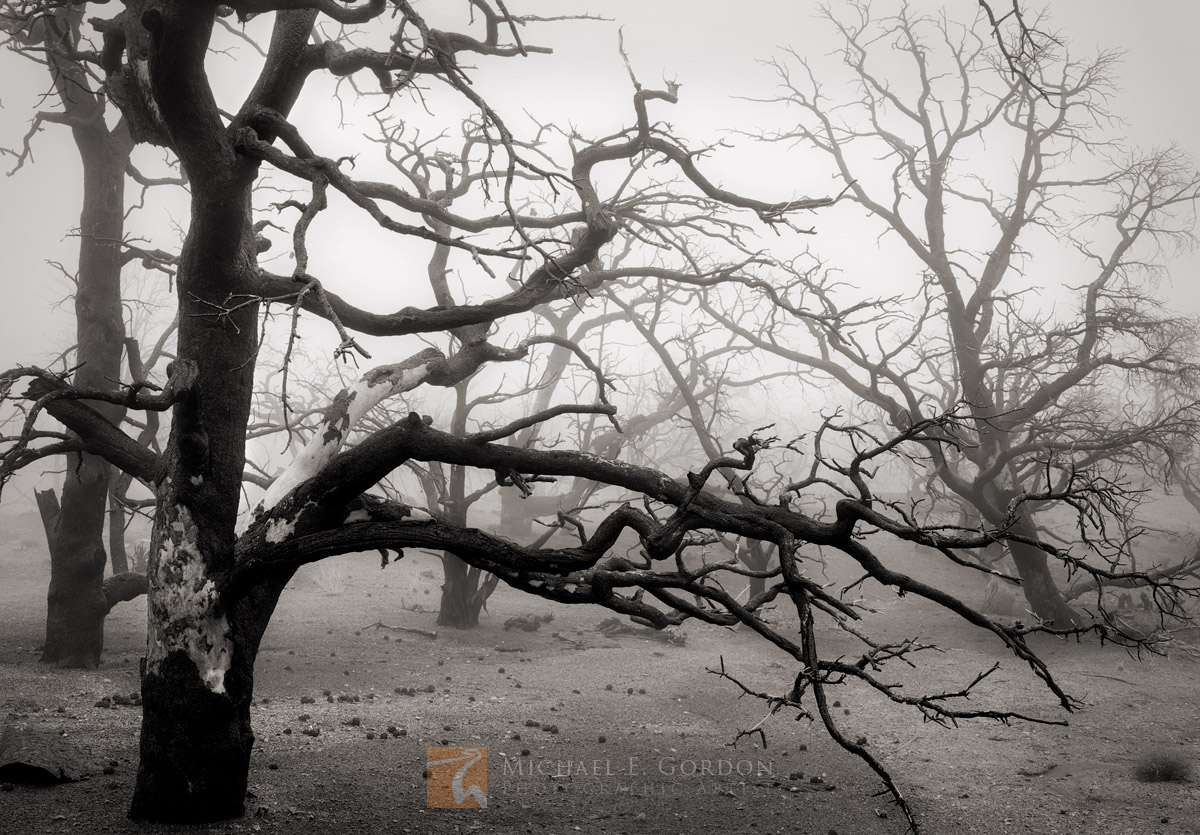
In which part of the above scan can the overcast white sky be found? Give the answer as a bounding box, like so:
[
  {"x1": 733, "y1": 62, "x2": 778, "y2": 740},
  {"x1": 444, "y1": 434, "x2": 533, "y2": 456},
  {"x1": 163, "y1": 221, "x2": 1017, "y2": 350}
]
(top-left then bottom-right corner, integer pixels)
[{"x1": 1, "y1": 0, "x2": 1197, "y2": 368}]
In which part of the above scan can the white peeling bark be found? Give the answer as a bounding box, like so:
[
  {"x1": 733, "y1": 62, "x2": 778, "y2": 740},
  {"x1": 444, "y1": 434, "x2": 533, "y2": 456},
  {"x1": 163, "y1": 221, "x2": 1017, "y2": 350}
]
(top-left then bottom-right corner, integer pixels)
[
  {"x1": 146, "y1": 501, "x2": 232, "y2": 693},
  {"x1": 252, "y1": 347, "x2": 443, "y2": 520}
]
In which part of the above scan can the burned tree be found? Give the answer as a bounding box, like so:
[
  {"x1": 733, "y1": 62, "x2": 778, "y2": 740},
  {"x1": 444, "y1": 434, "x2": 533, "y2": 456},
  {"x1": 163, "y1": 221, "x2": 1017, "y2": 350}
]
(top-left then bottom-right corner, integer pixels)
[
  {"x1": 0, "y1": 3, "x2": 169, "y2": 666},
  {"x1": 1, "y1": 2, "x2": 1194, "y2": 832}
]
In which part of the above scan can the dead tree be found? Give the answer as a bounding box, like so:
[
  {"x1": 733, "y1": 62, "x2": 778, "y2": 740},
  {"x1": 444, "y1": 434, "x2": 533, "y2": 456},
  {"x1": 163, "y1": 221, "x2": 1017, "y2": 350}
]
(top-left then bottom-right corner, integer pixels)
[
  {"x1": 704, "y1": 1, "x2": 1200, "y2": 625},
  {"x1": 0, "y1": 3, "x2": 1193, "y2": 833},
  {"x1": 1, "y1": 3, "x2": 150, "y2": 667}
]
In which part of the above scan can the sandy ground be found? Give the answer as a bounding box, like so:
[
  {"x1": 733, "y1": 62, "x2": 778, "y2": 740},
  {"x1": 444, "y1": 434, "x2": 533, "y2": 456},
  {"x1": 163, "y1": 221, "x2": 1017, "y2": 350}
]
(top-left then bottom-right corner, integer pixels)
[{"x1": 1, "y1": 526, "x2": 1198, "y2": 835}]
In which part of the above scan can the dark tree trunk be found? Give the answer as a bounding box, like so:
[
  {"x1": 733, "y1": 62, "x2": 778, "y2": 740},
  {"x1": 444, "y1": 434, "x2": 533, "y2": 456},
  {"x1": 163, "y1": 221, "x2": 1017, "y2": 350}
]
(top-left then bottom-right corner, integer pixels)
[
  {"x1": 130, "y1": 577, "x2": 288, "y2": 822},
  {"x1": 740, "y1": 542, "x2": 773, "y2": 602},
  {"x1": 1006, "y1": 540, "x2": 1081, "y2": 627},
  {"x1": 127, "y1": 4, "x2": 314, "y2": 819},
  {"x1": 129, "y1": 256, "x2": 261, "y2": 820},
  {"x1": 991, "y1": 507, "x2": 1080, "y2": 627},
  {"x1": 131, "y1": 652, "x2": 252, "y2": 820},
  {"x1": 435, "y1": 381, "x2": 497, "y2": 628},
  {"x1": 747, "y1": 572, "x2": 767, "y2": 601},
  {"x1": 36, "y1": 477, "x2": 109, "y2": 668},
  {"x1": 438, "y1": 554, "x2": 489, "y2": 628},
  {"x1": 34, "y1": 13, "x2": 136, "y2": 666},
  {"x1": 498, "y1": 485, "x2": 535, "y2": 538},
  {"x1": 108, "y1": 492, "x2": 130, "y2": 574}
]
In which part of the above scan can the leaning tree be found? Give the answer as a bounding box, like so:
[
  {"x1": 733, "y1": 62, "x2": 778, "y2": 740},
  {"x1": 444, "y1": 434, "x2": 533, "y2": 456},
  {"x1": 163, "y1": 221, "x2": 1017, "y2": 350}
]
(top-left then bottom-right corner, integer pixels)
[
  {"x1": 1, "y1": 2, "x2": 1195, "y2": 832},
  {"x1": 698, "y1": 0, "x2": 1200, "y2": 625}
]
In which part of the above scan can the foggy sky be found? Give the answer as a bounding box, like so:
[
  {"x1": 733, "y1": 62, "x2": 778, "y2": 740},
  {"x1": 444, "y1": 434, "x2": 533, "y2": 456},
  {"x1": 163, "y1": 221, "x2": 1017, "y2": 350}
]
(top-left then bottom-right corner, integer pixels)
[{"x1": 1, "y1": 0, "x2": 1197, "y2": 405}]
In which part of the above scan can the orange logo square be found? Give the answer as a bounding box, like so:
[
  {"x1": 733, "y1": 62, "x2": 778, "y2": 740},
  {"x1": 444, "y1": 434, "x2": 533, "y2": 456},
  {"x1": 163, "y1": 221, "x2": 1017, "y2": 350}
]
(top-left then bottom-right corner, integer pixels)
[{"x1": 426, "y1": 746, "x2": 487, "y2": 808}]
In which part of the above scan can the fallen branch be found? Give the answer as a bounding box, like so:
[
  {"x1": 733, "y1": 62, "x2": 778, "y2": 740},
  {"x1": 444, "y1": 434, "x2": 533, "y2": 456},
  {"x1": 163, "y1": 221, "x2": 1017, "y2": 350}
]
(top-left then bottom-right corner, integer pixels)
[{"x1": 361, "y1": 620, "x2": 438, "y2": 639}]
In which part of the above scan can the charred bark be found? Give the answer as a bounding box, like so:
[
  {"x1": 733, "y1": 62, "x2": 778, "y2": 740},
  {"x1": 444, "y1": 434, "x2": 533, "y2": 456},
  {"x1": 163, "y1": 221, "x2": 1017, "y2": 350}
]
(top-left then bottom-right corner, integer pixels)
[
  {"x1": 36, "y1": 476, "x2": 109, "y2": 668},
  {"x1": 128, "y1": 4, "x2": 306, "y2": 820},
  {"x1": 130, "y1": 573, "x2": 288, "y2": 822},
  {"x1": 31, "y1": 6, "x2": 137, "y2": 667},
  {"x1": 108, "y1": 492, "x2": 130, "y2": 574},
  {"x1": 437, "y1": 555, "x2": 490, "y2": 628},
  {"x1": 104, "y1": 571, "x2": 149, "y2": 610}
]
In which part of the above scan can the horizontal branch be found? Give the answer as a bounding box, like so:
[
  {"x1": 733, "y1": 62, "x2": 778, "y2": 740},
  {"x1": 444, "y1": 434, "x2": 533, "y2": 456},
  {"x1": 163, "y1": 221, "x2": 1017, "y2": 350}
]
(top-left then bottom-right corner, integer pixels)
[{"x1": 468, "y1": 403, "x2": 617, "y2": 443}]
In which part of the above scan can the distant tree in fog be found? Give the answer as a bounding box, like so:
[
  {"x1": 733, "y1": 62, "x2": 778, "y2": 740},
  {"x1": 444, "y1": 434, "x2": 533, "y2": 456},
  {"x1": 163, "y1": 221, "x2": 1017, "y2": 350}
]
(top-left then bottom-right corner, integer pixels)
[
  {"x1": 0, "y1": 4, "x2": 181, "y2": 667},
  {"x1": 701, "y1": 0, "x2": 1200, "y2": 625}
]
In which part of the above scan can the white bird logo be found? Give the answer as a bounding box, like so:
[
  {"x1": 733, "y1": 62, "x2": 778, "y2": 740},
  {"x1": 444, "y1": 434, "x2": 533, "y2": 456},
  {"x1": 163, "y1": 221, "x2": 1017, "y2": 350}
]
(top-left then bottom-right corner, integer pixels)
[{"x1": 426, "y1": 747, "x2": 488, "y2": 808}]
